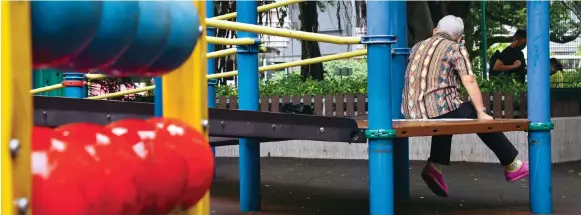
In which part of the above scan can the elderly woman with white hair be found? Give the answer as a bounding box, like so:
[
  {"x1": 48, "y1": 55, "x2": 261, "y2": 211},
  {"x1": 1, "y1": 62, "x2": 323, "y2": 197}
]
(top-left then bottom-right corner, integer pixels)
[{"x1": 401, "y1": 15, "x2": 529, "y2": 197}]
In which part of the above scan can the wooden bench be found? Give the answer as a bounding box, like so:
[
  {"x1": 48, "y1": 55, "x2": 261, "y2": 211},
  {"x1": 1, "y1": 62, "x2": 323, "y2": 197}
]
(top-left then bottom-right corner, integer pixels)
[{"x1": 356, "y1": 119, "x2": 529, "y2": 138}]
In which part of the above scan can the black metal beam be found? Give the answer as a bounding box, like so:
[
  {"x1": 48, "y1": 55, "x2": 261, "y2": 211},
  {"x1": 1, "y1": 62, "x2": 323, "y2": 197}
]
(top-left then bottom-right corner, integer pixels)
[{"x1": 33, "y1": 96, "x2": 363, "y2": 143}]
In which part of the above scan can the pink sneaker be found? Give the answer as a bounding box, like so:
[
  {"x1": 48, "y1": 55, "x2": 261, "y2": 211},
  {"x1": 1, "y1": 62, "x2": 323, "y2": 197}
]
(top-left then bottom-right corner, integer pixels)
[
  {"x1": 421, "y1": 164, "x2": 449, "y2": 197},
  {"x1": 505, "y1": 161, "x2": 530, "y2": 182}
]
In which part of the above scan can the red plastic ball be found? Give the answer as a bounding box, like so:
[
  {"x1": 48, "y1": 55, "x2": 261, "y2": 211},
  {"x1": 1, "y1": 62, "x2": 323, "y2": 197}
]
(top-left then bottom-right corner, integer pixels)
[
  {"x1": 107, "y1": 119, "x2": 188, "y2": 215},
  {"x1": 147, "y1": 117, "x2": 214, "y2": 209},
  {"x1": 55, "y1": 123, "x2": 140, "y2": 215},
  {"x1": 32, "y1": 126, "x2": 91, "y2": 215}
]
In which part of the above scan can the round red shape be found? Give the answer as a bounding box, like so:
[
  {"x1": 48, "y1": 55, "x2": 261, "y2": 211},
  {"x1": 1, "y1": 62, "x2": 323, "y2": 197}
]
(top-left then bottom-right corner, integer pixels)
[
  {"x1": 147, "y1": 117, "x2": 214, "y2": 209},
  {"x1": 107, "y1": 119, "x2": 188, "y2": 215},
  {"x1": 32, "y1": 127, "x2": 90, "y2": 215},
  {"x1": 55, "y1": 123, "x2": 139, "y2": 215}
]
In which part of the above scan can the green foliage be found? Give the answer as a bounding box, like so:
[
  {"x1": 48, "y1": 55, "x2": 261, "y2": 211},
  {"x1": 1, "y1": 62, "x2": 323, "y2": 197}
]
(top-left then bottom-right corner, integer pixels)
[
  {"x1": 261, "y1": 72, "x2": 366, "y2": 96},
  {"x1": 459, "y1": 74, "x2": 527, "y2": 96},
  {"x1": 216, "y1": 59, "x2": 532, "y2": 97},
  {"x1": 550, "y1": 69, "x2": 581, "y2": 88},
  {"x1": 322, "y1": 58, "x2": 367, "y2": 79},
  {"x1": 216, "y1": 84, "x2": 238, "y2": 97},
  {"x1": 577, "y1": 44, "x2": 581, "y2": 56},
  {"x1": 214, "y1": 60, "x2": 581, "y2": 98},
  {"x1": 467, "y1": 1, "x2": 580, "y2": 73}
]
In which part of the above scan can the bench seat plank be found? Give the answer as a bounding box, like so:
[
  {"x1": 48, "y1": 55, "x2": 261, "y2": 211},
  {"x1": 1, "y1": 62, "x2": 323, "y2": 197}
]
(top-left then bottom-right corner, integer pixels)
[{"x1": 356, "y1": 119, "x2": 529, "y2": 138}]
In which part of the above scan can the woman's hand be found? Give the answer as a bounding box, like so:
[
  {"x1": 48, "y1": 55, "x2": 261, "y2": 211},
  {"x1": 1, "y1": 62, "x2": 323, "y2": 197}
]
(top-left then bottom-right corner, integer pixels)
[{"x1": 477, "y1": 111, "x2": 494, "y2": 120}]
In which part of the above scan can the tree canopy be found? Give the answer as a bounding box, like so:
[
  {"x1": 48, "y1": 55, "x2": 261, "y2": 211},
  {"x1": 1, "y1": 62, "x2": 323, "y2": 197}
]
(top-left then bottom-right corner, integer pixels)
[{"x1": 210, "y1": 0, "x2": 581, "y2": 79}]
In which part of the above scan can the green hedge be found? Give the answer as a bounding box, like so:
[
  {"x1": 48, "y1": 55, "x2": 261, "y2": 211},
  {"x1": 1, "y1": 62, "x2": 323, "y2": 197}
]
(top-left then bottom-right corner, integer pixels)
[
  {"x1": 216, "y1": 72, "x2": 530, "y2": 97},
  {"x1": 215, "y1": 60, "x2": 581, "y2": 97},
  {"x1": 550, "y1": 69, "x2": 581, "y2": 88}
]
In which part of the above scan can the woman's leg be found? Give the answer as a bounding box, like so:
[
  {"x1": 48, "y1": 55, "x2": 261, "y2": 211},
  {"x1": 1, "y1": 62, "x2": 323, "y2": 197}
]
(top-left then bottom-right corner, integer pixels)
[
  {"x1": 422, "y1": 102, "x2": 529, "y2": 197},
  {"x1": 428, "y1": 135, "x2": 453, "y2": 165},
  {"x1": 454, "y1": 102, "x2": 528, "y2": 181},
  {"x1": 422, "y1": 134, "x2": 453, "y2": 197},
  {"x1": 422, "y1": 109, "x2": 464, "y2": 198},
  {"x1": 476, "y1": 132, "x2": 518, "y2": 166}
]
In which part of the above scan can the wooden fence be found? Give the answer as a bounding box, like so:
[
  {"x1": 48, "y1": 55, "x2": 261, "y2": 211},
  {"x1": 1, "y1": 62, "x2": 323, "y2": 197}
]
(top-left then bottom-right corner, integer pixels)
[{"x1": 216, "y1": 92, "x2": 581, "y2": 119}]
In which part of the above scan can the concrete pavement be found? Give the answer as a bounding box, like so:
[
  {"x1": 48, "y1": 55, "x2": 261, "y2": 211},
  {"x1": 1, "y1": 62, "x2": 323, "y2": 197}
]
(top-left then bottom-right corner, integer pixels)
[{"x1": 210, "y1": 158, "x2": 581, "y2": 215}]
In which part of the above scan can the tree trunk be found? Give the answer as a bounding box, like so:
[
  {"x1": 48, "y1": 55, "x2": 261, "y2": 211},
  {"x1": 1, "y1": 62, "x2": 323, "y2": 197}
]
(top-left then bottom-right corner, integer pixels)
[
  {"x1": 407, "y1": 1, "x2": 435, "y2": 46},
  {"x1": 407, "y1": 1, "x2": 471, "y2": 54},
  {"x1": 298, "y1": 1, "x2": 324, "y2": 81}
]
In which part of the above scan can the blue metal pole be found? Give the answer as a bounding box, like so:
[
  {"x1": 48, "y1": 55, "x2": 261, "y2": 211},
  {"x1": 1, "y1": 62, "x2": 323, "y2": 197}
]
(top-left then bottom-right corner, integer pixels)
[
  {"x1": 154, "y1": 77, "x2": 163, "y2": 117},
  {"x1": 526, "y1": 1, "x2": 553, "y2": 214},
  {"x1": 390, "y1": 0, "x2": 410, "y2": 201},
  {"x1": 237, "y1": 0, "x2": 261, "y2": 212},
  {"x1": 363, "y1": 1, "x2": 396, "y2": 214},
  {"x1": 207, "y1": 0, "x2": 217, "y2": 159},
  {"x1": 481, "y1": 0, "x2": 487, "y2": 79},
  {"x1": 62, "y1": 72, "x2": 86, "y2": 98}
]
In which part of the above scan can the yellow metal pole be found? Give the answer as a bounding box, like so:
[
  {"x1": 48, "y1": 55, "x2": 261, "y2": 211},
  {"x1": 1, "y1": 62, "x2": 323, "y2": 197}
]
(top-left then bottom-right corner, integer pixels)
[
  {"x1": 85, "y1": 86, "x2": 155, "y2": 100},
  {"x1": 31, "y1": 45, "x2": 267, "y2": 96},
  {"x1": 206, "y1": 19, "x2": 361, "y2": 44},
  {"x1": 30, "y1": 46, "x2": 265, "y2": 95},
  {"x1": 1, "y1": 1, "x2": 33, "y2": 215},
  {"x1": 85, "y1": 74, "x2": 107, "y2": 80},
  {"x1": 207, "y1": 49, "x2": 368, "y2": 79},
  {"x1": 207, "y1": 47, "x2": 267, "y2": 59},
  {"x1": 206, "y1": 36, "x2": 261, "y2": 45},
  {"x1": 63, "y1": 49, "x2": 364, "y2": 99},
  {"x1": 212, "y1": 0, "x2": 304, "y2": 20},
  {"x1": 163, "y1": 1, "x2": 210, "y2": 214},
  {"x1": 29, "y1": 84, "x2": 65, "y2": 94},
  {"x1": 206, "y1": 48, "x2": 237, "y2": 59}
]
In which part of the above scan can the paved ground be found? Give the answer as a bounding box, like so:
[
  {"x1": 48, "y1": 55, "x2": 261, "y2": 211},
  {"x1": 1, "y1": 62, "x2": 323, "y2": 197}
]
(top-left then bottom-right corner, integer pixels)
[{"x1": 210, "y1": 158, "x2": 581, "y2": 215}]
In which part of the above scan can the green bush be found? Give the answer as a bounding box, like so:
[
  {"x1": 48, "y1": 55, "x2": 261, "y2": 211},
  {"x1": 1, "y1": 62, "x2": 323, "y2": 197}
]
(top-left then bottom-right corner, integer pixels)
[
  {"x1": 550, "y1": 69, "x2": 581, "y2": 88},
  {"x1": 215, "y1": 60, "x2": 581, "y2": 97},
  {"x1": 216, "y1": 73, "x2": 525, "y2": 97},
  {"x1": 470, "y1": 74, "x2": 527, "y2": 95}
]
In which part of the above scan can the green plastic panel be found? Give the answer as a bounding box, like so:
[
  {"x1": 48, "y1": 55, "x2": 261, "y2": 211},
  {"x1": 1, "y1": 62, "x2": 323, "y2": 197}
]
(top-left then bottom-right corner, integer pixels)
[{"x1": 33, "y1": 69, "x2": 64, "y2": 97}]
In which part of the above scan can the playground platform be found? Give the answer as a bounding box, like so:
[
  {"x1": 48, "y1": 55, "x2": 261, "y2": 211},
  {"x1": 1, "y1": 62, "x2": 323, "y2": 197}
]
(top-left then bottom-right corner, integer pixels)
[{"x1": 211, "y1": 157, "x2": 581, "y2": 215}]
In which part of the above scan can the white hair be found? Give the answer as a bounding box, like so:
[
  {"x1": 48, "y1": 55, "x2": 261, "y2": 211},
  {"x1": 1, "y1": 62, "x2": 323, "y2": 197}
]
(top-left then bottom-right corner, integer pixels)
[{"x1": 436, "y1": 15, "x2": 464, "y2": 40}]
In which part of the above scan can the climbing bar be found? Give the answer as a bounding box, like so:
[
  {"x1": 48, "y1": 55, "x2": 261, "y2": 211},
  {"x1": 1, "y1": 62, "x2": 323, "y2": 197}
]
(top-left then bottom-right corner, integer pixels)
[
  {"x1": 85, "y1": 74, "x2": 107, "y2": 80},
  {"x1": 30, "y1": 83, "x2": 65, "y2": 94},
  {"x1": 212, "y1": 0, "x2": 304, "y2": 20},
  {"x1": 207, "y1": 49, "x2": 367, "y2": 79},
  {"x1": 86, "y1": 86, "x2": 155, "y2": 100},
  {"x1": 30, "y1": 45, "x2": 265, "y2": 95},
  {"x1": 206, "y1": 36, "x2": 262, "y2": 45},
  {"x1": 31, "y1": 45, "x2": 267, "y2": 96},
  {"x1": 29, "y1": 74, "x2": 105, "y2": 95},
  {"x1": 206, "y1": 19, "x2": 361, "y2": 44},
  {"x1": 207, "y1": 48, "x2": 238, "y2": 59},
  {"x1": 207, "y1": 47, "x2": 267, "y2": 59}
]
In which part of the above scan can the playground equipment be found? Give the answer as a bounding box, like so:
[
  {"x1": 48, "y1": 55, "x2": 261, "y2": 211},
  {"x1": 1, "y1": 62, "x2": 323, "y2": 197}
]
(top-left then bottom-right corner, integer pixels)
[
  {"x1": 7, "y1": 1, "x2": 553, "y2": 215},
  {"x1": 2, "y1": 1, "x2": 213, "y2": 215}
]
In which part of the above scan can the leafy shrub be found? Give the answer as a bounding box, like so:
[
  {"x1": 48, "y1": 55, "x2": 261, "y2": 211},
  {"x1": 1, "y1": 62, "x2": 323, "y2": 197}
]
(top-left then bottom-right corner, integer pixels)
[
  {"x1": 550, "y1": 69, "x2": 581, "y2": 88},
  {"x1": 216, "y1": 59, "x2": 528, "y2": 97}
]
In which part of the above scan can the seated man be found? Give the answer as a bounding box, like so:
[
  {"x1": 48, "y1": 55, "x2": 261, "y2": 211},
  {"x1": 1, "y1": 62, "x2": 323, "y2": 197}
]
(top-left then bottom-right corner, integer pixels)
[
  {"x1": 491, "y1": 30, "x2": 528, "y2": 84},
  {"x1": 401, "y1": 15, "x2": 529, "y2": 197}
]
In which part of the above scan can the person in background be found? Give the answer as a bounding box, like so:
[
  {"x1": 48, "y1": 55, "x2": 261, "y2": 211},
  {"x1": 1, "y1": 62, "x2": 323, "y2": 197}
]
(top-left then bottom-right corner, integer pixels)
[
  {"x1": 491, "y1": 29, "x2": 528, "y2": 84},
  {"x1": 402, "y1": 15, "x2": 529, "y2": 198},
  {"x1": 550, "y1": 58, "x2": 564, "y2": 76}
]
